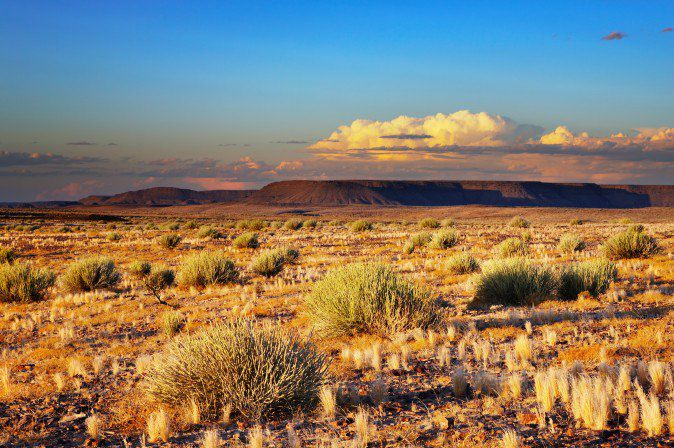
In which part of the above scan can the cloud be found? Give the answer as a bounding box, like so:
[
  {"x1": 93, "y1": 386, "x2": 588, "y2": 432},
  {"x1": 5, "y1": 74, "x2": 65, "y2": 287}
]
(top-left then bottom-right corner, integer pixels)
[
  {"x1": 602, "y1": 31, "x2": 627, "y2": 41},
  {"x1": 663, "y1": 27, "x2": 673, "y2": 33},
  {"x1": 67, "y1": 141, "x2": 96, "y2": 146},
  {"x1": 379, "y1": 134, "x2": 433, "y2": 140},
  {"x1": 273, "y1": 140, "x2": 311, "y2": 144},
  {"x1": 0, "y1": 151, "x2": 101, "y2": 167},
  {"x1": 107, "y1": 142, "x2": 118, "y2": 146}
]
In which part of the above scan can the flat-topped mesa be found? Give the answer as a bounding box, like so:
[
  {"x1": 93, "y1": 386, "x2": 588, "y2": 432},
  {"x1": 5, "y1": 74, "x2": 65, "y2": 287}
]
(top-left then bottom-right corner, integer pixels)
[
  {"x1": 79, "y1": 187, "x2": 256, "y2": 206},
  {"x1": 244, "y1": 180, "x2": 674, "y2": 208}
]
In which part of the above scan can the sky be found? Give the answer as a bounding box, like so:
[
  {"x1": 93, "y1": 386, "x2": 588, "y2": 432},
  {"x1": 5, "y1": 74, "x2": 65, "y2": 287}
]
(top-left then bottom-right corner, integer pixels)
[{"x1": 1, "y1": 0, "x2": 673, "y2": 201}]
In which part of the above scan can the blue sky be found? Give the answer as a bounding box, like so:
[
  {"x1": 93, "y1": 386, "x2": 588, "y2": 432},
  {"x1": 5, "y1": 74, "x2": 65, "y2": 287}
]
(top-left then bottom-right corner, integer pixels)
[{"x1": 1, "y1": 1, "x2": 673, "y2": 200}]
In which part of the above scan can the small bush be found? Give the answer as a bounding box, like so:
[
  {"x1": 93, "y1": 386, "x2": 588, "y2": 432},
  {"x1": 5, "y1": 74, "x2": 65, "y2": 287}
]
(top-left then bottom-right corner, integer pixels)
[
  {"x1": 106, "y1": 232, "x2": 121, "y2": 242},
  {"x1": 232, "y1": 232, "x2": 259, "y2": 249},
  {"x1": 184, "y1": 220, "x2": 199, "y2": 229},
  {"x1": 162, "y1": 222, "x2": 180, "y2": 231},
  {"x1": 441, "y1": 218, "x2": 456, "y2": 227},
  {"x1": 0, "y1": 262, "x2": 55, "y2": 303},
  {"x1": 236, "y1": 219, "x2": 265, "y2": 231},
  {"x1": 509, "y1": 216, "x2": 530, "y2": 228},
  {"x1": 602, "y1": 229, "x2": 660, "y2": 259},
  {"x1": 302, "y1": 219, "x2": 318, "y2": 229},
  {"x1": 557, "y1": 233, "x2": 586, "y2": 254},
  {"x1": 284, "y1": 219, "x2": 303, "y2": 230},
  {"x1": 145, "y1": 319, "x2": 328, "y2": 420},
  {"x1": 305, "y1": 262, "x2": 439, "y2": 337},
  {"x1": 196, "y1": 227, "x2": 223, "y2": 239},
  {"x1": 404, "y1": 232, "x2": 432, "y2": 253},
  {"x1": 129, "y1": 260, "x2": 152, "y2": 278},
  {"x1": 469, "y1": 258, "x2": 557, "y2": 308},
  {"x1": 558, "y1": 260, "x2": 617, "y2": 301},
  {"x1": 144, "y1": 266, "x2": 176, "y2": 303},
  {"x1": 0, "y1": 247, "x2": 17, "y2": 264},
  {"x1": 496, "y1": 238, "x2": 529, "y2": 258},
  {"x1": 160, "y1": 310, "x2": 184, "y2": 337},
  {"x1": 61, "y1": 257, "x2": 121, "y2": 293},
  {"x1": 350, "y1": 220, "x2": 373, "y2": 232},
  {"x1": 446, "y1": 252, "x2": 479, "y2": 275},
  {"x1": 429, "y1": 230, "x2": 459, "y2": 250},
  {"x1": 569, "y1": 218, "x2": 584, "y2": 226},
  {"x1": 157, "y1": 234, "x2": 182, "y2": 249},
  {"x1": 419, "y1": 218, "x2": 440, "y2": 229},
  {"x1": 178, "y1": 251, "x2": 239, "y2": 288},
  {"x1": 251, "y1": 247, "x2": 298, "y2": 277}
]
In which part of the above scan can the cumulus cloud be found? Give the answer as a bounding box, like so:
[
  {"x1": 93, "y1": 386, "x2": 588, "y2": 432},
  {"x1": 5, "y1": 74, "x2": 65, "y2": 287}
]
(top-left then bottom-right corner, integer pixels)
[
  {"x1": 0, "y1": 151, "x2": 101, "y2": 166},
  {"x1": 602, "y1": 31, "x2": 627, "y2": 40},
  {"x1": 273, "y1": 140, "x2": 311, "y2": 144}
]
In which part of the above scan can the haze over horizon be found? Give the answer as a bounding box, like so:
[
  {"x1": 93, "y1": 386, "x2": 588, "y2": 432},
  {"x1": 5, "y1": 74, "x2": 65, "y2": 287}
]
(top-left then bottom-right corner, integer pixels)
[{"x1": 1, "y1": 1, "x2": 673, "y2": 201}]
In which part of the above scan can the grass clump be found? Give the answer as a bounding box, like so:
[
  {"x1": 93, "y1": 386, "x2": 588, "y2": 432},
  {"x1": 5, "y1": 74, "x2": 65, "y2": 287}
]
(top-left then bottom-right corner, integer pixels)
[
  {"x1": 196, "y1": 227, "x2": 223, "y2": 239},
  {"x1": 469, "y1": 258, "x2": 556, "y2": 309},
  {"x1": 558, "y1": 260, "x2": 617, "y2": 301},
  {"x1": 162, "y1": 222, "x2": 180, "y2": 231},
  {"x1": 178, "y1": 251, "x2": 239, "y2": 288},
  {"x1": 160, "y1": 310, "x2": 184, "y2": 337},
  {"x1": 251, "y1": 247, "x2": 298, "y2": 277},
  {"x1": 0, "y1": 262, "x2": 55, "y2": 303},
  {"x1": 302, "y1": 219, "x2": 318, "y2": 229},
  {"x1": 145, "y1": 319, "x2": 328, "y2": 420},
  {"x1": 496, "y1": 238, "x2": 529, "y2": 258},
  {"x1": 236, "y1": 219, "x2": 265, "y2": 231},
  {"x1": 403, "y1": 232, "x2": 432, "y2": 254},
  {"x1": 441, "y1": 218, "x2": 456, "y2": 227},
  {"x1": 446, "y1": 252, "x2": 479, "y2": 275},
  {"x1": 0, "y1": 247, "x2": 17, "y2": 264},
  {"x1": 350, "y1": 220, "x2": 373, "y2": 232},
  {"x1": 284, "y1": 219, "x2": 303, "y2": 230},
  {"x1": 157, "y1": 234, "x2": 182, "y2": 249},
  {"x1": 106, "y1": 232, "x2": 121, "y2": 242},
  {"x1": 144, "y1": 266, "x2": 176, "y2": 304},
  {"x1": 508, "y1": 216, "x2": 530, "y2": 228},
  {"x1": 419, "y1": 218, "x2": 440, "y2": 229},
  {"x1": 429, "y1": 229, "x2": 459, "y2": 250},
  {"x1": 129, "y1": 261, "x2": 152, "y2": 278},
  {"x1": 557, "y1": 233, "x2": 586, "y2": 254},
  {"x1": 569, "y1": 218, "x2": 584, "y2": 226},
  {"x1": 61, "y1": 257, "x2": 121, "y2": 293},
  {"x1": 305, "y1": 262, "x2": 439, "y2": 338},
  {"x1": 602, "y1": 228, "x2": 660, "y2": 259},
  {"x1": 232, "y1": 232, "x2": 259, "y2": 249}
]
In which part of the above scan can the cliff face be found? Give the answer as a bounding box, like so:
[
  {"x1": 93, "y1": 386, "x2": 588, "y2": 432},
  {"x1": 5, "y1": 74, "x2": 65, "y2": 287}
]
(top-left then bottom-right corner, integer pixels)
[
  {"x1": 79, "y1": 187, "x2": 255, "y2": 206},
  {"x1": 245, "y1": 180, "x2": 674, "y2": 208}
]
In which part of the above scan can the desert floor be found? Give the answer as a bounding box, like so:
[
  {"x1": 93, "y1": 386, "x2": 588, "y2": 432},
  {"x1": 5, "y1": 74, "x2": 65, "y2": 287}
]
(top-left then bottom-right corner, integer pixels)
[{"x1": 1, "y1": 205, "x2": 673, "y2": 447}]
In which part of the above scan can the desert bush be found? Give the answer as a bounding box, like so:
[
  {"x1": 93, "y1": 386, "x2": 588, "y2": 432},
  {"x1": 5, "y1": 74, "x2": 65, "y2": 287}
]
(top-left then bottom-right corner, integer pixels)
[
  {"x1": 232, "y1": 232, "x2": 259, "y2": 249},
  {"x1": 303, "y1": 219, "x2": 318, "y2": 229},
  {"x1": 160, "y1": 310, "x2": 184, "y2": 337},
  {"x1": 144, "y1": 266, "x2": 176, "y2": 303},
  {"x1": 145, "y1": 319, "x2": 328, "y2": 420},
  {"x1": 509, "y1": 216, "x2": 530, "y2": 228},
  {"x1": 196, "y1": 227, "x2": 223, "y2": 239},
  {"x1": 162, "y1": 222, "x2": 180, "y2": 231},
  {"x1": 178, "y1": 251, "x2": 239, "y2": 287},
  {"x1": 557, "y1": 233, "x2": 586, "y2": 254},
  {"x1": 106, "y1": 232, "x2": 121, "y2": 242},
  {"x1": 0, "y1": 247, "x2": 17, "y2": 264},
  {"x1": 557, "y1": 260, "x2": 617, "y2": 301},
  {"x1": 61, "y1": 257, "x2": 121, "y2": 293},
  {"x1": 403, "y1": 232, "x2": 432, "y2": 254},
  {"x1": 569, "y1": 218, "x2": 584, "y2": 226},
  {"x1": 429, "y1": 229, "x2": 459, "y2": 250},
  {"x1": 496, "y1": 238, "x2": 529, "y2": 258},
  {"x1": 305, "y1": 262, "x2": 439, "y2": 337},
  {"x1": 184, "y1": 220, "x2": 199, "y2": 229},
  {"x1": 0, "y1": 262, "x2": 55, "y2": 303},
  {"x1": 156, "y1": 234, "x2": 182, "y2": 249},
  {"x1": 446, "y1": 252, "x2": 479, "y2": 275},
  {"x1": 350, "y1": 220, "x2": 373, "y2": 232},
  {"x1": 236, "y1": 219, "x2": 265, "y2": 231},
  {"x1": 469, "y1": 258, "x2": 557, "y2": 308},
  {"x1": 602, "y1": 228, "x2": 660, "y2": 259},
  {"x1": 419, "y1": 218, "x2": 440, "y2": 229},
  {"x1": 284, "y1": 219, "x2": 303, "y2": 230},
  {"x1": 441, "y1": 218, "x2": 456, "y2": 227},
  {"x1": 251, "y1": 247, "x2": 298, "y2": 277},
  {"x1": 129, "y1": 261, "x2": 152, "y2": 278}
]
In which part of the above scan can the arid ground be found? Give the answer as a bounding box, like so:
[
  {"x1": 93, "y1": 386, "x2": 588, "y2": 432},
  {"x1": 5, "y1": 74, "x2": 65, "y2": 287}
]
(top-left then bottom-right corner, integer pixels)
[{"x1": 1, "y1": 205, "x2": 673, "y2": 447}]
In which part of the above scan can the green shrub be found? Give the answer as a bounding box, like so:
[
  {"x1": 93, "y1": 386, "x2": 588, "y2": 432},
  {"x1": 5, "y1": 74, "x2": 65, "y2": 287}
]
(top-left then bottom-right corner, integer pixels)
[
  {"x1": 602, "y1": 229, "x2": 660, "y2": 259},
  {"x1": 429, "y1": 230, "x2": 459, "y2": 250},
  {"x1": 162, "y1": 222, "x2": 180, "y2": 231},
  {"x1": 627, "y1": 224, "x2": 645, "y2": 233},
  {"x1": 157, "y1": 234, "x2": 182, "y2": 249},
  {"x1": 558, "y1": 260, "x2": 617, "y2": 301},
  {"x1": 508, "y1": 216, "x2": 530, "y2": 228},
  {"x1": 283, "y1": 219, "x2": 303, "y2": 230},
  {"x1": 496, "y1": 238, "x2": 529, "y2": 258},
  {"x1": 236, "y1": 219, "x2": 265, "y2": 231},
  {"x1": 129, "y1": 260, "x2": 152, "y2": 278},
  {"x1": 159, "y1": 310, "x2": 184, "y2": 337},
  {"x1": 305, "y1": 262, "x2": 439, "y2": 338},
  {"x1": 302, "y1": 219, "x2": 318, "y2": 229},
  {"x1": 469, "y1": 258, "x2": 556, "y2": 309},
  {"x1": 144, "y1": 266, "x2": 176, "y2": 303},
  {"x1": 251, "y1": 247, "x2": 298, "y2": 277},
  {"x1": 0, "y1": 262, "x2": 55, "y2": 303},
  {"x1": 0, "y1": 247, "x2": 17, "y2": 264},
  {"x1": 61, "y1": 257, "x2": 121, "y2": 293},
  {"x1": 350, "y1": 220, "x2": 373, "y2": 232},
  {"x1": 184, "y1": 220, "x2": 199, "y2": 230},
  {"x1": 419, "y1": 218, "x2": 440, "y2": 229},
  {"x1": 106, "y1": 232, "x2": 121, "y2": 242},
  {"x1": 197, "y1": 227, "x2": 223, "y2": 239},
  {"x1": 557, "y1": 233, "x2": 586, "y2": 254},
  {"x1": 446, "y1": 252, "x2": 479, "y2": 275},
  {"x1": 404, "y1": 232, "x2": 432, "y2": 253},
  {"x1": 145, "y1": 319, "x2": 328, "y2": 420},
  {"x1": 178, "y1": 251, "x2": 239, "y2": 288},
  {"x1": 232, "y1": 232, "x2": 259, "y2": 249}
]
